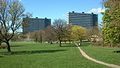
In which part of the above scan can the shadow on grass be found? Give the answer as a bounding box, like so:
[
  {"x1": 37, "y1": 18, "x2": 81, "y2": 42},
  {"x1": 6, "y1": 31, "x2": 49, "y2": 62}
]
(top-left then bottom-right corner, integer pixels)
[
  {"x1": 60, "y1": 42, "x2": 90, "y2": 47},
  {"x1": 79, "y1": 42, "x2": 91, "y2": 47},
  {"x1": 0, "y1": 55, "x2": 3, "y2": 58},
  {"x1": 0, "y1": 49, "x2": 66, "y2": 55},
  {"x1": 61, "y1": 45, "x2": 77, "y2": 47},
  {"x1": 11, "y1": 45, "x2": 24, "y2": 47},
  {"x1": 113, "y1": 50, "x2": 120, "y2": 53}
]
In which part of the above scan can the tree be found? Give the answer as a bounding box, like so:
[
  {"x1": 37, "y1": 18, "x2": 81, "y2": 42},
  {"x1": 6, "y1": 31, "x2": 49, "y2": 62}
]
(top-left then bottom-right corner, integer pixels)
[
  {"x1": 71, "y1": 25, "x2": 87, "y2": 45},
  {"x1": 0, "y1": 0, "x2": 25, "y2": 52},
  {"x1": 102, "y1": 0, "x2": 120, "y2": 47},
  {"x1": 30, "y1": 30, "x2": 44, "y2": 43},
  {"x1": 87, "y1": 27, "x2": 100, "y2": 42},
  {"x1": 44, "y1": 26, "x2": 56, "y2": 44},
  {"x1": 11, "y1": 33, "x2": 19, "y2": 41},
  {"x1": 87, "y1": 26, "x2": 103, "y2": 46},
  {"x1": 52, "y1": 19, "x2": 67, "y2": 47},
  {"x1": 37, "y1": 31, "x2": 44, "y2": 43},
  {"x1": 18, "y1": 33, "x2": 28, "y2": 41},
  {"x1": 22, "y1": 12, "x2": 32, "y2": 28},
  {"x1": 65, "y1": 24, "x2": 73, "y2": 43},
  {"x1": 30, "y1": 32, "x2": 38, "y2": 42}
]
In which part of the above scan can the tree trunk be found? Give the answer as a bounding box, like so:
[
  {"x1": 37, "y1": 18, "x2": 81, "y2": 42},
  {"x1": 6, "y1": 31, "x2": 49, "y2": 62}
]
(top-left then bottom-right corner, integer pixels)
[
  {"x1": 35, "y1": 38, "x2": 38, "y2": 42},
  {"x1": 110, "y1": 41, "x2": 113, "y2": 47},
  {"x1": 6, "y1": 41, "x2": 11, "y2": 52},
  {"x1": 79, "y1": 39, "x2": 82, "y2": 46},
  {"x1": 69, "y1": 40, "x2": 71, "y2": 43},
  {"x1": 40, "y1": 36, "x2": 42, "y2": 43},
  {"x1": 0, "y1": 41, "x2": 1, "y2": 45},
  {"x1": 59, "y1": 40, "x2": 62, "y2": 47},
  {"x1": 50, "y1": 41, "x2": 53, "y2": 44}
]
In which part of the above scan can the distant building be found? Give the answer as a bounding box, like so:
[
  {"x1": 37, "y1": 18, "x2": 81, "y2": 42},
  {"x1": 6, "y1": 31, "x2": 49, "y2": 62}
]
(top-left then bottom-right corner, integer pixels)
[
  {"x1": 22, "y1": 17, "x2": 51, "y2": 33},
  {"x1": 68, "y1": 11, "x2": 98, "y2": 28}
]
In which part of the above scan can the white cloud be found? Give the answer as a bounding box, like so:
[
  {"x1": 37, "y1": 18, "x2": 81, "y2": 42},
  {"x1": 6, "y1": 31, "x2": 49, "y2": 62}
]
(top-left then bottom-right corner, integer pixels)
[
  {"x1": 19, "y1": 0, "x2": 21, "y2": 1},
  {"x1": 87, "y1": 8, "x2": 105, "y2": 14}
]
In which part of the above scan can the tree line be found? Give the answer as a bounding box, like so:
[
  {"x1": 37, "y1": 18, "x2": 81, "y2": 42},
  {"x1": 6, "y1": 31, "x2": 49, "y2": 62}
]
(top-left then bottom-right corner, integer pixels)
[
  {"x1": 12, "y1": 19, "x2": 88, "y2": 47},
  {"x1": 0, "y1": 0, "x2": 120, "y2": 52}
]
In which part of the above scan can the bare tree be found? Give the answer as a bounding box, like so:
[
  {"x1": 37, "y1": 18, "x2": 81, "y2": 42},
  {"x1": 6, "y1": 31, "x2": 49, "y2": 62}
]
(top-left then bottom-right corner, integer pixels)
[
  {"x1": 44, "y1": 26, "x2": 56, "y2": 44},
  {"x1": 0, "y1": 0, "x2": 25, "y2": 52},
  {"x1": 87, "y1": 26, "x2": 99, "y2": 42},
  {"x1": 37, "y1": 30, "x2": 44, "y2": 43},
  {"x1": 30, "y1": 30, "x2": 44, "y2": 43},
  {"x1": 65, "y1": 24, "x2": 73, "y2": 43},
  {"x1": 87, "y1": 26, "x2": 103, "y2": 46},
  {"x1": 52, "y1": 19, "x2": 67, "y2": 47}
]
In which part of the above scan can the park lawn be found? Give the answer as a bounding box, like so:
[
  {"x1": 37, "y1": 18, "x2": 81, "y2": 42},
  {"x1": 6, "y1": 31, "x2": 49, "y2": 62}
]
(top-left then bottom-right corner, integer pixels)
[
  {"x1": 81, "y1": 43, "x2": 120, "y2": 66},
  {"x1": 0, "y1": 42, "x2": 107, "y2": 68}
]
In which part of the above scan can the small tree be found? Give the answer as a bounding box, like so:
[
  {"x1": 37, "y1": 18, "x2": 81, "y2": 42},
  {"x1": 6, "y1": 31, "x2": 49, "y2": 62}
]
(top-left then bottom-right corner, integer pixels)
[
  {"x1": 87, "y1": 27, "x2": 103, "y2": 46},
  {"x1": 87, "y1": 27, "x2": 99, "y2": 41},
  {"x1": 65, "y1": 24, "x2": 73, "y2": 43},
  {"x1": 31, "y1": 32, "x2": 38, "y2": 42},
  {"x1": 44, "y1": 26, "x2": 56, "y2": 44},
  {"x1": 71, "y1": 25, "x2": 87, "y2": 45},
  {"x1": 52, "y1": 19, "x2": 67, "y2": 47},
  {"x1": 19, "y1": 34, "x2": 28, "y2": 41},
  {"x1": 0, "y1": 0, "x2": 25, "y2": 52},
  {"x1": 30, "y1": 30, "x2": 44, "y2": 43},
  {"x1": 38, "y1": 30, "x2": 44, "y2": 43}
]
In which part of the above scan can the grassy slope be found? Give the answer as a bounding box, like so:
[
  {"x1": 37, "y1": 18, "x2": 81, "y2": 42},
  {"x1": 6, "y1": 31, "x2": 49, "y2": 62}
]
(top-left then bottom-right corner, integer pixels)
[
  {"x1": 81, "y1": 43, "x2": 120, "y2": 65},
  {"x1": 0, "y1": 42, "x2": 107, "y2": 68}
]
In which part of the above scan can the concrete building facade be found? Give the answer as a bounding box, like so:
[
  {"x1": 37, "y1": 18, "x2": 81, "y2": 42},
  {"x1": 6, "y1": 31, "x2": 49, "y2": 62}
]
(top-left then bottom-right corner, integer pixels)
[
  {"x1": 22, "y1": 17, "x2": 51, "y2": 33},
  {"x1": 68, "y1": 11, "x2": 98, "y2": 28}
]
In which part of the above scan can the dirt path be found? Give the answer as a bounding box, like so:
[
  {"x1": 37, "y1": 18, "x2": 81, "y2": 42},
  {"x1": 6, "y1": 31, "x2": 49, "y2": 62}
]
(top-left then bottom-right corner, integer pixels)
[{"x1": 75, "y1": 43, "x2": 120, "y2": 68}]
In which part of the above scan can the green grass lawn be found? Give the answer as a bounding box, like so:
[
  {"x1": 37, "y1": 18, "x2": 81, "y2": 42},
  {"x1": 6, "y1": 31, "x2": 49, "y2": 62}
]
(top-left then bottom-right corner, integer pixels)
[
  {"x1": 81, "y1": 43, "x2": 120, "y2": 65},
  {"x1": 0, "y1": 42, "x2": 107, "y2": 68}
]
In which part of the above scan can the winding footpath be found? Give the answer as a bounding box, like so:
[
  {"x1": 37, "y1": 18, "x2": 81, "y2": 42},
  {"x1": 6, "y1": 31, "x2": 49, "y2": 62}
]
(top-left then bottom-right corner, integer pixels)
[{"x1": 75, "y1": 43, "x2": 120, "y2": 68}]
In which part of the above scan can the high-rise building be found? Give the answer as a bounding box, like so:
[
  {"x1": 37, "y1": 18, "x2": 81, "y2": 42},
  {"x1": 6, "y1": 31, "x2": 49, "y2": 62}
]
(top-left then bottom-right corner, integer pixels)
[
  {"x1": 68, "y1": 11, "x2": 98, "y2": 28},
  {"x1": 22, "y1": 17, "x2": 51, "y2": 33}
]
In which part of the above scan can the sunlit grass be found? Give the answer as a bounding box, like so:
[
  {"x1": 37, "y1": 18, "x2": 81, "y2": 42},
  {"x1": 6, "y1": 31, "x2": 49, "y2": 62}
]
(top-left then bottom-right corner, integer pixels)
[
  {"x1": 0, "y1": 42, "x2": 107, "y2": 68},
  {"x1": 81, "y1": 43, "x2": 120, "y2": 65}
]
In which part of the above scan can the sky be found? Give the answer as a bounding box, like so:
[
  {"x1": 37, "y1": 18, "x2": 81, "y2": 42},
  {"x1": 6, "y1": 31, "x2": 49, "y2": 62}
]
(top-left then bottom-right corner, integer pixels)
[{"x1": 20, "y1": 0, "x2": 104, "y2": 24}]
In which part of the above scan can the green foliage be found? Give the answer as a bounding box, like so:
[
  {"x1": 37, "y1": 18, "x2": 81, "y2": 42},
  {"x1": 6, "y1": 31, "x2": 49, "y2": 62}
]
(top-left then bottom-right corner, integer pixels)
[
  {"x1": 71, "y1": 25, "x2": 87, "y2": 42},
  {"x1": 102, "y1": 0, "x2": 120, "y2": 46}
]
